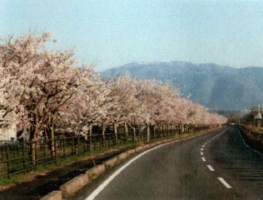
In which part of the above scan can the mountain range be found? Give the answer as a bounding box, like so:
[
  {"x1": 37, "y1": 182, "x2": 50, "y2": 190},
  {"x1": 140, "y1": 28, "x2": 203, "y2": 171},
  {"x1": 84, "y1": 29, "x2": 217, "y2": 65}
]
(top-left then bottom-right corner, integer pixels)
[{"x1": 100, "y1": 61, "x2": 263, "y2": 110}]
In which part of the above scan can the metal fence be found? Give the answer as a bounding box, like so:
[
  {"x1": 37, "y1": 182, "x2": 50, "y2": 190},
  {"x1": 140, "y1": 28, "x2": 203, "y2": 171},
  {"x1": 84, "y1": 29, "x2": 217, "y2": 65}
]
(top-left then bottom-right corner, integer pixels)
[{"x1": 0, "y1": 126, "x2": 205, "y2": 178}]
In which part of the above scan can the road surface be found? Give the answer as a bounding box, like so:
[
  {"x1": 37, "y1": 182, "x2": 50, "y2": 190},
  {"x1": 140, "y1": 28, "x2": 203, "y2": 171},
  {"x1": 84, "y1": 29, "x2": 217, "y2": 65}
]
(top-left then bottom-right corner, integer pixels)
[{"x1": 72, "y1": 126, "x2": 263, "y2": 200}]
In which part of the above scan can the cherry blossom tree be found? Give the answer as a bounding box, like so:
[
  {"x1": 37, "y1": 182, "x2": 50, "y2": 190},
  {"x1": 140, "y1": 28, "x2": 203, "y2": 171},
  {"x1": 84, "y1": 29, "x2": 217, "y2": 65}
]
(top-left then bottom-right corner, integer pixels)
[
  {"x1": 58, "y1": 68, "x2": 110, "y2": 149},
  {"x1": 0, "y1": 31, "x2": 228, "y2": 161},
  {"x1": 106, "y1": 74, "x2": 146, "y2": 142},
  {"x1": 0, "y1": 32, "x2": 87, "y2": 163},
  {"x1": 135, "y1": 80, "x2": 181, "y2": 141}
]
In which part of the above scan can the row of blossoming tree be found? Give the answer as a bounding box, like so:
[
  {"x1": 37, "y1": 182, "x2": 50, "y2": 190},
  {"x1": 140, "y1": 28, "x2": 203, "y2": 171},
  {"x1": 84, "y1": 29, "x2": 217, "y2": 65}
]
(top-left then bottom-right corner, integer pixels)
[{"x1": 0, "y1": 32, "x2": 227, "y2": 148}]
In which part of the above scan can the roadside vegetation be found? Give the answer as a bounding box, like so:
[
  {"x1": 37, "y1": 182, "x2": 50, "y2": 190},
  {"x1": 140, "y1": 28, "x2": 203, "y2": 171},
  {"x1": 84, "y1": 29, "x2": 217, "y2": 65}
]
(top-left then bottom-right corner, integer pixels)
[
  {"x1": 239, "y1": 125, "x2": 263, "y2": 152},
  {"x1": 0, "y1": 32, "x2": 227, "y2": 186},
  {"x1": 239, "y1": 107, "x2": 263, "y2": 153},
  {"x1": 0, "y1": 127, "x2": 216, "y2": 188}
]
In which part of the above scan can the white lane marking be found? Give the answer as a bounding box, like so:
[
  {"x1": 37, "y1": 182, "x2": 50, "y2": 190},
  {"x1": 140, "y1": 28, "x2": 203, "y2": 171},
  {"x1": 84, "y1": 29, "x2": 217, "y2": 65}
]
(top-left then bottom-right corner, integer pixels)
[
  {"x1": 86, "y1": 148, "x2": 155, "y2": 200},
  {"x1": 86, "y1": 131, "x2": 212, "y2": 200},
  {"x1": 237, "y1": 129, "x2": 263, "y2": 156},
  {"x1": 207, "y1": 165, "x2": 215, "y2": 171},
  {"x1": 201, "y1": 148, "x2": 204, "y2": 151},
  {"x1": 201, "y1": 152, "x2": 203, "y2": 155},
  {"x1": 202, "y1": 145, "x2": 205, "y2": 148},
  {"x1": 253, "y1": 149, "x2": 258, "y2": 152},
  {"x1": 218, "y1": 177, "x2": 232, "y2": 189},
  {"x1": 204, "y1": 130, "x2": 226, "y2": 147},
  {"x1": 202, "y1": 157, "x2": 206, "y2": 162}
]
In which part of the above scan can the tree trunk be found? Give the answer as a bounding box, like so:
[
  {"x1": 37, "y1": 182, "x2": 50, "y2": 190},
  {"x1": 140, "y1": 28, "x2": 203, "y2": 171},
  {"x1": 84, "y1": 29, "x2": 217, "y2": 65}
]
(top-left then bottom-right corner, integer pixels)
[
  {"x1": 102, "y1": 121, "x2": 106, "y2": 147},
  {"x1": 114, "y1": 122, "x2": 118, "y2": 145},
  {"x1": 153, "y1": 125, "x2": 156, "y2": 139},
  {"x1": 30, "y1": 136, "x2": 37, "y2": 166},
  {"x1": 147, "y1": 123, "x2": 150, "y2": 142},
  {"x1": 124, "y1": 123, "x2": 128, "y2": 142},
  {"x1": 161, "y1": 124, "x2": 164, "y2": 136},
  {"x1": 181, "y1": 124, "x2": 184, "y2": 134},
  {"x1": 50, "y1": 116, "x2": 55, "y2": 157},
  {"x1": 88, "y1": 124, "x2": 93, "y2": 150},
  {"x1": 30, "y1": 110, "x2": 39, "y2": 166},
  {"x1": 127, "y1": 123, "x2": 137, "y2": 141},
  {"x1": 132, "y1": 127, "x2": 136, "y2": 141}
]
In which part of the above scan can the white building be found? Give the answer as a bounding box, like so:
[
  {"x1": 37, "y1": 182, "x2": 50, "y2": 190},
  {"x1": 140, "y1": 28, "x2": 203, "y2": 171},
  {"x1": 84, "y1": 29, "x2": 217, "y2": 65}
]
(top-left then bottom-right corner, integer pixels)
[{"x1": 0, "y1": 110, "x2": 17, "y2": 142}]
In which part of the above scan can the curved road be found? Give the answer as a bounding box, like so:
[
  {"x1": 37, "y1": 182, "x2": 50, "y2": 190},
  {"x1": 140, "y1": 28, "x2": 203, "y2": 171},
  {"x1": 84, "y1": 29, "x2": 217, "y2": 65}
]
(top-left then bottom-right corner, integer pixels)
[{"x1": 72, "y1": 126, "x2": 263, "y2": 200}]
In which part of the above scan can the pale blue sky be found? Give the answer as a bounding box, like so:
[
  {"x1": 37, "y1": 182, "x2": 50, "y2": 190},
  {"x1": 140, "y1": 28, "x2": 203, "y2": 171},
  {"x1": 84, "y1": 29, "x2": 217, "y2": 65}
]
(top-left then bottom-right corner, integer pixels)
[{"x1": 1, "y1": 0, "x2": 263, "y2": 71}]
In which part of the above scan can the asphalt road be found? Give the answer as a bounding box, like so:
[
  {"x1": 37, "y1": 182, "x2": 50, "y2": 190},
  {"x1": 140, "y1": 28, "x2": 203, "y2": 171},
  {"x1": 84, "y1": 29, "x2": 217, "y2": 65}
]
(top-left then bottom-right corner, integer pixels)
[{"x1": 72, "y1": 127, "x2": 263, "y2": 200}]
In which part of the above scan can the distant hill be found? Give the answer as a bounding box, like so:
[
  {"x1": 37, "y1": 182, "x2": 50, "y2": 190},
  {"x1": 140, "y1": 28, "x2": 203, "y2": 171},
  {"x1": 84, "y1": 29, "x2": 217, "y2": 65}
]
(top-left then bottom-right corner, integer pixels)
[{"x1": 100, "y1": 61, "x2": 263, "y2": 110}]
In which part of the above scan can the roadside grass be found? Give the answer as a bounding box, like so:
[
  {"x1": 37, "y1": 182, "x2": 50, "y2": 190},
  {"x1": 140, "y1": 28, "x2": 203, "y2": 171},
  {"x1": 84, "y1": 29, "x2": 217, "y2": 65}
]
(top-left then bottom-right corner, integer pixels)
[
  {"x1": 0, "y1": 141, "x2": 138, "y2": 187},
  {"x1": 239, "y1": 125, "x2": 263, "y2": 153},
  {"x1": 0, "y1": 129, "x2": 217, "y2": 188}
]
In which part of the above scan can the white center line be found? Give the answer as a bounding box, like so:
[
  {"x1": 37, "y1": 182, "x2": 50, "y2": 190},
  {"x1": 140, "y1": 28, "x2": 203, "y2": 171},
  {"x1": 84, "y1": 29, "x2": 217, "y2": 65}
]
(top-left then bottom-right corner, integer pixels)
[
  {"x1": 207, "y1": 165, "x2": 215, "y2": 171},
  {"x1": 202, "y1": 157, "x2": 206, "y2": 162},
  {"x1": 218, "y1": 177, "x2": 232, "y2": 189},
  {"x1": 201, "y1": 148, "x2": 204, "y2": 151},
  {"x1": 201, "y1": 152, "x2": 203, "y2": 155}
]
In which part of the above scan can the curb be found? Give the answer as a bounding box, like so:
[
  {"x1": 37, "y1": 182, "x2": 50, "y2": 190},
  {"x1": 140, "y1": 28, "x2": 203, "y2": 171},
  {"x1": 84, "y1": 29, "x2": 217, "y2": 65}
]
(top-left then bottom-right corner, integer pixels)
[
  {"x1": 40, "y1": 191, "x2": 62, "y2": 200},
  {"x1": 103, "y1": 157, "x2": 118, "y2": 168},
  {"x1": 39, "y1": 141, "x2": 167, "y2": 199},
  {"x1": 40, "y1": 131, "x2": 214, "y2": 199},
  {"x1": 60, "y1": 174, "x2": 90, "y2": 198},
  {"x1": 86, "y1": 164, "x2": 106, "y2": 180}
]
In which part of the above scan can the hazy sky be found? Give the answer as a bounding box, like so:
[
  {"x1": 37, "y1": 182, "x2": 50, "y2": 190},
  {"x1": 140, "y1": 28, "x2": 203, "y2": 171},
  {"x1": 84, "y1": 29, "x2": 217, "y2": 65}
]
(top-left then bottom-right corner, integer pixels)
[{"x1": 1, "y1": 0, "x2": 263, "y2": 71}]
